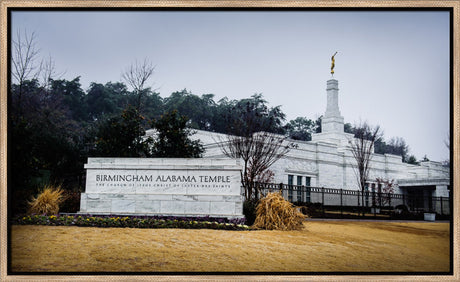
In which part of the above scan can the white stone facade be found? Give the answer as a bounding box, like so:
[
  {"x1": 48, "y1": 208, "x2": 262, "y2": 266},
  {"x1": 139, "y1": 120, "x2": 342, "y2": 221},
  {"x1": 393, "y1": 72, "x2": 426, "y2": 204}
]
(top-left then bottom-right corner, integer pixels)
[
  {"x1": 189, "y1": 78, "x2": 450, "y2": 201},
  {"x1": 80, "y1": 158, "x2": 244, "y2": 218}
]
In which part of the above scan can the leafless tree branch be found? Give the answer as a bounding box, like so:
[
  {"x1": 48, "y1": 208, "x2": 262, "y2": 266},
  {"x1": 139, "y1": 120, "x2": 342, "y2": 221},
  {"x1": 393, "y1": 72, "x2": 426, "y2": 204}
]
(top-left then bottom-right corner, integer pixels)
[
  {"x1": 217, "y1": 131, "x2": 293, "y2": 200},
  {"x1": 40, "y1": 55, "x2": 66, "y2": 90},
  {"x1": 11, "y1": 30, "x2": 44, "y2": 120},
  {"x1": 12, "y1": 30, "x2": 41, "y2": 85},
  {"x1": 122, "y1": 58, "x2": 155, "y2": 111},
  {"x1": 348, "y1": 121, "x2": 382, "y2": 214}
]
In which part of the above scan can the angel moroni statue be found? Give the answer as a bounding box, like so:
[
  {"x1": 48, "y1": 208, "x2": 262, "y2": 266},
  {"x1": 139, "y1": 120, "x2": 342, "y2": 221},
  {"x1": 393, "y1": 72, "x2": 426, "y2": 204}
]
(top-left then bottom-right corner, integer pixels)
[{"x1": 331, "y1": 51, "x2": 338, "y2": 75}]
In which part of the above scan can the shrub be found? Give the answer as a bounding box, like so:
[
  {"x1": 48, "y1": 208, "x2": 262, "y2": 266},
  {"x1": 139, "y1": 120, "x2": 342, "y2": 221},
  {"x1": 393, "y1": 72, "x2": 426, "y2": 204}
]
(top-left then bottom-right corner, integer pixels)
[
  {"x1": 300, "y1": 202, "x2": 323, "y2": 217},
  {"x1": 27, "y1": 185, "x2": 67, "y2": 215},
  {"x1": 60, "y1": 190, "x2": 81, "y2": 213},
  {"x1": 13, "y1": 214, "x2": 251, "y2": 230},
  {"x1": 243, "y1": 199, "x2": 258, "y2": 225},
  {"x1": 252, "y1": 192, "x2": 305, "y2": 230}
]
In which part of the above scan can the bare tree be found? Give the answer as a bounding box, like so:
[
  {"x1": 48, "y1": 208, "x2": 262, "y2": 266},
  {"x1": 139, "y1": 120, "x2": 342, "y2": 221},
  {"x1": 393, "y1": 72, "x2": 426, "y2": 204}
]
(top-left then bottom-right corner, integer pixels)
[
  {"x1": 40, "y1": 55, "x2": 65, "y2": 91},
  {"x1": 218, "y1": 131, "x2": 292, "y2": 200},
  {"x1": 444, "y1": 132, "x2": 450, "y2": 150},
  {"x1": 387, "y1": 137, "x2": 409, "y2": 162},
  {"x1": 11, "y1": 30, "x2": 42, "y2": 116},
  {"x1": 215, "y1": 95, "x2": 292, "y2": 200},
  {"x1": 442, "y1": 132, "x2": 451, "y2": 167},
  {"x1": 12, "y1": 30, "x2": 41, "y2": 84},
  {"x1": 375, "y1": 178, "x2": 396, "y2": 207},
  {"x1": 348, "y1": 122, "x2": 382, "y2": 215},
  {"x1": 121, "y1": 58, "x2": 155, "y2": 111}
]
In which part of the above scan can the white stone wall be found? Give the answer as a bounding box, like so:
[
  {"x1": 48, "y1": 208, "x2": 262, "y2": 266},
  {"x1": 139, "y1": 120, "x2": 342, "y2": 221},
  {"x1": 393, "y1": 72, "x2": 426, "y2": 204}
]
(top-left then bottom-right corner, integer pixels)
[
  {"x1": 192, "y1": 129, "x2": 450, "y2": 198},
  {"x1": 433, "y1": 185, "x2": 450, "y2": 197},
  {"x1": 80, "y1": 158, "x2": 244, "y2": 218},
  {"x1": 186, "y1": 76, "x2": 449, "y2": 200}
]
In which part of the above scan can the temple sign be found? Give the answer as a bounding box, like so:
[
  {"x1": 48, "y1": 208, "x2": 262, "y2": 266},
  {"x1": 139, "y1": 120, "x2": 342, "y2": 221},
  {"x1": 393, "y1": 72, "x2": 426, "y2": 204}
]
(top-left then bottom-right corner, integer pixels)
[{"x1": 331, "y1": 51, "x2": 338, "y2": 75}]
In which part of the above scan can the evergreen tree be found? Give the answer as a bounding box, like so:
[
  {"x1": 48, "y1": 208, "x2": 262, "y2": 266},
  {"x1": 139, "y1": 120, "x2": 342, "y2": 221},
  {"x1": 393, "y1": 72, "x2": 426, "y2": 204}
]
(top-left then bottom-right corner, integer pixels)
[
  {"x1": 92, "y1": 105, "x2": 152, "y2": 157},
  {"x1": 284, "y1": 117, "x2": 317, "y2": 141},
  {"x1": 150, "y1": 110, "x2": 204, "y2": 158}
]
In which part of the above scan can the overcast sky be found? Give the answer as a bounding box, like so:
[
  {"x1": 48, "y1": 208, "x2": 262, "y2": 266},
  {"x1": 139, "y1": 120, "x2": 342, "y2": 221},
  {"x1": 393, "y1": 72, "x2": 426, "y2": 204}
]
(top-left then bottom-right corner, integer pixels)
[{"x1": 11, "y1": 10, "x2": 450, "y2": 162}]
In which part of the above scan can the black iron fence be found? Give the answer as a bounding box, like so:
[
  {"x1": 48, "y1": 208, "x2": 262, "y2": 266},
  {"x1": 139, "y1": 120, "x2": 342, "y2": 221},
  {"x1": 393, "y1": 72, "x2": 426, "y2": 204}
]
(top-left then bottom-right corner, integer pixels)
[{"x1": 250, "y1": 182, "x2": 451, "y2": 216}]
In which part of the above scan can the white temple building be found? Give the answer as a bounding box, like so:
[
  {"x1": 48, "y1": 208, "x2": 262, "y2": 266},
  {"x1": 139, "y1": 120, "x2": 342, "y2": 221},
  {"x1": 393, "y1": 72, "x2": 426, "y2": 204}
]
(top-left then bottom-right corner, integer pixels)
[{"x1": 187, "y1": 77, "x2": 450, "y2": 202}]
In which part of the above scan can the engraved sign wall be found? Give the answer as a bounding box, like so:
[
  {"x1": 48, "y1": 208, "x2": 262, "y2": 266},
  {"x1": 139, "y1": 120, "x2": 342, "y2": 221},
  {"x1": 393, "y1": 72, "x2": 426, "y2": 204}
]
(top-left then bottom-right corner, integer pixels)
[{"x1": 79, "y1": 158, "x2": 244, "y2": 218}]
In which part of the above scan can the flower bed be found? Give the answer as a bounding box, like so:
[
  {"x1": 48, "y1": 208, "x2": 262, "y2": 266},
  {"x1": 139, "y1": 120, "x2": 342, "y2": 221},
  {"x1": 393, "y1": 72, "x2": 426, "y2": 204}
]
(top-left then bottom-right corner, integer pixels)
[{"x1": 12, "y1": 214, "x2": 250, "y2": 230}]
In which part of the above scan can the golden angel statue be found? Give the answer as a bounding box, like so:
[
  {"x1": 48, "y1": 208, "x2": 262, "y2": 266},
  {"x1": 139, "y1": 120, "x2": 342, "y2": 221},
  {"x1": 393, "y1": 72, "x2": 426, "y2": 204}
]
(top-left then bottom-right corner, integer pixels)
[{"x1": 331, "y1": 51, "x2": 338, "y2": 75}]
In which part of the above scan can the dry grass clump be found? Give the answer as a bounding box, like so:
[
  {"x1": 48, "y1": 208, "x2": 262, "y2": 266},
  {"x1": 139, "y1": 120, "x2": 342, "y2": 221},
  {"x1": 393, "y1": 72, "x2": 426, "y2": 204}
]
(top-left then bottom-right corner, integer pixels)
[
  {"x1": 252, "y1": 192, "x2": 305, "y2": 230},
  {"x1": 28, "y1": 185, "x2": 66, "y2": 215}
]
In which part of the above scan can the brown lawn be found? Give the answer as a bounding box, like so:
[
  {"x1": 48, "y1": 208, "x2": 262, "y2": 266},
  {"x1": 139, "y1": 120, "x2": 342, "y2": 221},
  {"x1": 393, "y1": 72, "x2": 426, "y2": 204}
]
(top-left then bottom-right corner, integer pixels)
[{"x1": 10, "y1": 220, "x2": 450, "y2": 273}]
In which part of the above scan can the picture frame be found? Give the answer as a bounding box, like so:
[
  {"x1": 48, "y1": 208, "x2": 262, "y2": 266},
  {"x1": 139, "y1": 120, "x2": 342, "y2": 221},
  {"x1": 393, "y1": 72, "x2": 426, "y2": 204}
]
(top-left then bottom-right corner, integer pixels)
[{"x1": 1, "y1": 1, "x2": 458, "y2": 281}]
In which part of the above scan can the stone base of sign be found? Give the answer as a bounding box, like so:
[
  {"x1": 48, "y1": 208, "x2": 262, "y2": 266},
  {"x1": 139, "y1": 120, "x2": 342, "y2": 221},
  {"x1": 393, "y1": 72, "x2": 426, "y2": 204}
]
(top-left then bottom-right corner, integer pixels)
[{"x1": 79, "y1": 158, "x2": 244, "y2": 218}]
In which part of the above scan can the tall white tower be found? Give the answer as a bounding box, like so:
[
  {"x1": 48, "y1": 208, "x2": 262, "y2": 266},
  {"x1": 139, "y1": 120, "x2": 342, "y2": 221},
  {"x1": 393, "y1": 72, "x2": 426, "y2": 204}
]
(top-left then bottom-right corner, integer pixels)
[
  {"x1": 322, "y1": 78, "x2": 344, "y2": 133},
  {"x1": 311, "y1": 75, "x2": 354, "y2": 146},
  {"x1": 312, "y1": 53, "x2": 353, "y2": 145}
]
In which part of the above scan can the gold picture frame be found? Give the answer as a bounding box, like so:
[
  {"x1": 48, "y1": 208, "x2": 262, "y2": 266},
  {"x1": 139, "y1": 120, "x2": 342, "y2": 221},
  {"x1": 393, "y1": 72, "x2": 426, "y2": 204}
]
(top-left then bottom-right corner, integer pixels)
[{"x1": 1, "y1": 1, "x2": 458, "y2": 281}]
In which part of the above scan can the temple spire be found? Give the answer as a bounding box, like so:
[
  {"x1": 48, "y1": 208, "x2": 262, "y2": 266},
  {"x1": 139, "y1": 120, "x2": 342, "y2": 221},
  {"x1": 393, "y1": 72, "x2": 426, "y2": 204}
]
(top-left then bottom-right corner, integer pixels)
[
  {"x1": 311, "y1": 55, "x2": 353, "y2": 146},
  {"x1": 322, "y1": 78, "x2": 344, "y2": 133}
]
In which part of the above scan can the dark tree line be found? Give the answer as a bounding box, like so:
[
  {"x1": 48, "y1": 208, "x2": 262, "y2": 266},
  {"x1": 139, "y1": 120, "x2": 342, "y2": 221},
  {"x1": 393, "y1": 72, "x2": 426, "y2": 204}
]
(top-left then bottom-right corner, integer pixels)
[
  {"x1": 9, "y1": 77, "x2": 420, "y2": 187},
  {"x1": 8, "y1": 77, "x2": 205, "y2": 214},
  {"x1": 8, "y1": 30, "x2": 421, "y2": 215},
  {"x1": 343, "y1": 123, "x2": 417, "y2": 164}
]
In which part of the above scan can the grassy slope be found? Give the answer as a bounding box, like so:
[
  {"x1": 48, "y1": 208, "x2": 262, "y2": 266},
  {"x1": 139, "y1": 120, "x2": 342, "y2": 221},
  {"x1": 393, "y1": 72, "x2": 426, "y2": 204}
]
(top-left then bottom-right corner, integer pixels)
[{"x1": 10, "y1": 221, "x2": 450, "y2": 273}]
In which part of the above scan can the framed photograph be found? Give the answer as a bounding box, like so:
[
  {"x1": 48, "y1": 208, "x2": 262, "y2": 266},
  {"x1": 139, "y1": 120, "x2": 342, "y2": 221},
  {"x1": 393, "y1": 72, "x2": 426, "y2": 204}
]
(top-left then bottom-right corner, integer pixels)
[{"x1": 1, "y1": 1, "x2": 458, "y2": 281}]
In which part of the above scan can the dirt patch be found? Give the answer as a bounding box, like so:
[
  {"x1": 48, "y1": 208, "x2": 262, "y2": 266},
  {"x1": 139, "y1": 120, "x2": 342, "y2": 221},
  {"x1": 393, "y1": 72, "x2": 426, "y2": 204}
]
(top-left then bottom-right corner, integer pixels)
[{"x1": 10, "y1": 221, "x2": 450, "y2": 273}]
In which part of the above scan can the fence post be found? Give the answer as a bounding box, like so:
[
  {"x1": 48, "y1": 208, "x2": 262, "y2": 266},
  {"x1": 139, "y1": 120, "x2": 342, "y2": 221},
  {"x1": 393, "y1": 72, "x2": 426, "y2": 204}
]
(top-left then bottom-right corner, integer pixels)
[
  {"x1": 440, "y1": 197, "x2": 444, "y2": 216},
  {"x1": 303, "y1": 185, "x2": 306, "y2": 203},
  {"x1": 357, "y1": 190, "x2": 360, "y2": 207},
  {"x1": 372, "y1": 190, "x2": 376, "y2": 210},
  {"x1": 357, "y1": 190, "x2": 360, "y2": 216},
  {"x1": 301, "y1": 185, "x2": 305, "y2": 203},
  {"x1": 373, "y1": 190, "x2": 376, "y2": 217},
  {"x1": 340, "y1": 189, "x2": 343, "y2": 216},
  {"x1": 322, "y1": 187, "x2": 325, "y2": 215}
]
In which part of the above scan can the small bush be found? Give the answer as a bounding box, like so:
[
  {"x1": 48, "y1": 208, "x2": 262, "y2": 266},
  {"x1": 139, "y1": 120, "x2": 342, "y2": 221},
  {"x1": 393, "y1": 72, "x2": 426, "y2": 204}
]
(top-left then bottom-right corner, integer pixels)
[
  {"x1": 253, "y1": 192, "x2": 305, "y2": 230},
  {"x1": 301, "y1": 202, "x2": 323, "y2": 217},
  {"x1": 13, "y1": 214, "x2": 251, "y2": 230},
  {"x1": 243, "y1": 199, "x2": 258, "y2": 225},
  {"x1": 60, "y1": 190, "x2": 81, "y2": 213},
  {"x1": 28, "y1": 185, "x2": 67, "y2": 215}
]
